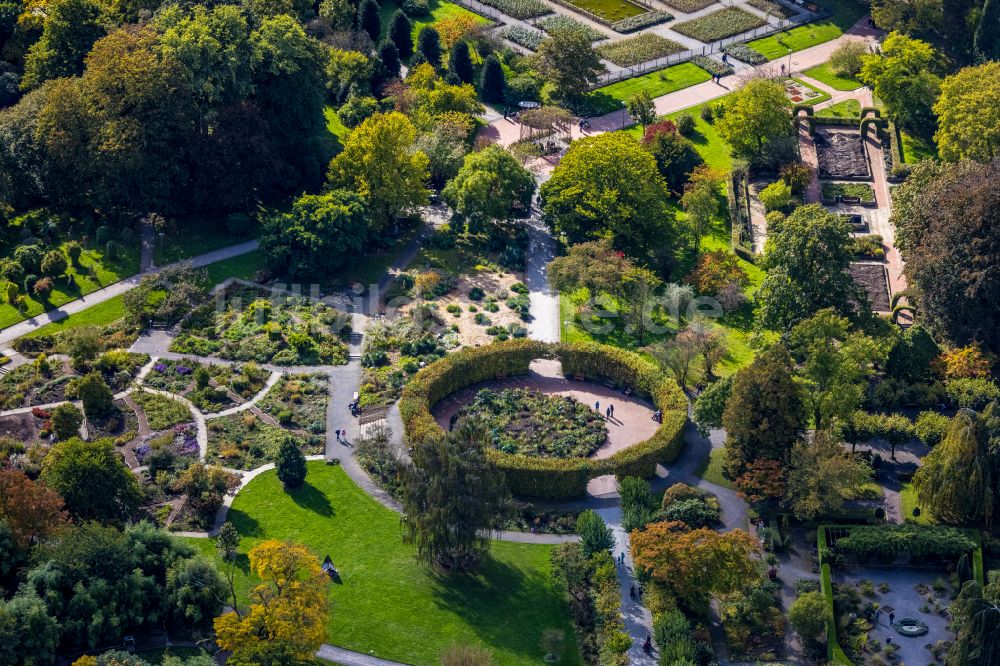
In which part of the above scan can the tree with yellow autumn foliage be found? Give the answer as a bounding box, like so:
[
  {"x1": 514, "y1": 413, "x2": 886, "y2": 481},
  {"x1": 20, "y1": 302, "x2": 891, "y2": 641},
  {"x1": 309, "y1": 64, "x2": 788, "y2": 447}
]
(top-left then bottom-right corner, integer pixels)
[{"x1": 214, "y1": 540, "x2": 330, "y2": 664}]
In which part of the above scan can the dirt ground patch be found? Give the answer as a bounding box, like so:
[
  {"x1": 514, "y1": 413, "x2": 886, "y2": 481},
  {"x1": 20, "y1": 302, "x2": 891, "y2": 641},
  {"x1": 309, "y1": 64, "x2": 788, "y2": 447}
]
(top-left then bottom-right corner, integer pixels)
[
  {"x1": 850, "y1": 262, "x2": 890, "y2": 312},
  {"x1": 815, "y1": 127, "x2": 871, "y2": 179}
]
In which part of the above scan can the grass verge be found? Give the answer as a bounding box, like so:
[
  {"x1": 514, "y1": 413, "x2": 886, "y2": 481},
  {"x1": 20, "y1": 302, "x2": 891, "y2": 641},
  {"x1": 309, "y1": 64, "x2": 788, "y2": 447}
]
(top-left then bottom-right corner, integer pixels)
[
  {"x1": 186, "y1": 462, "x2": 580, "y2": 666},
  {"x1": 802, "y1": 61, "x2": 861, "y2": 90},
  {"x1": 585, "y1": 62, "x2": 712, "y2": 114}
]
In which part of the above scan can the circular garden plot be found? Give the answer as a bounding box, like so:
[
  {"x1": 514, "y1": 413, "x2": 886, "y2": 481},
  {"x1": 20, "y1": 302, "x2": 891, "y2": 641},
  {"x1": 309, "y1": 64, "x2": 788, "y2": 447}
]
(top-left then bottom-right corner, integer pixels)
[
  {"x1": 402, "y1": 340, "x2": 688, "y2": 498},
  {"x1": 450, "y1": 387, "x2": 608, "y2": 458}
]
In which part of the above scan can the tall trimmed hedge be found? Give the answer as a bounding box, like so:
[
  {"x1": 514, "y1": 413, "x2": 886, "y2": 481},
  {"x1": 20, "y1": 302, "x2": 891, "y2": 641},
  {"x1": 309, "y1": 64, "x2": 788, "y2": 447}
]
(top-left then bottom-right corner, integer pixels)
[{"x1": 399, "y1": 341, "x2": 688, "y2": 498}]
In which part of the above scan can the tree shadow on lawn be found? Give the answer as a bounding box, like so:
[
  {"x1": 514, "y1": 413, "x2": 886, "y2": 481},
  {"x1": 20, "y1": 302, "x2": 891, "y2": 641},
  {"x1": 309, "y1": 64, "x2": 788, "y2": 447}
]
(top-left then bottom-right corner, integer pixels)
[
  {"x1": 428, "y1": 555, "x2": 570, "y2": 660},
  {"x1": 227, "y1": 507, "x2": 263, "y2": 538},
  {"x1": 290, "y1": 480, "x2": 335, "y2": 517}
]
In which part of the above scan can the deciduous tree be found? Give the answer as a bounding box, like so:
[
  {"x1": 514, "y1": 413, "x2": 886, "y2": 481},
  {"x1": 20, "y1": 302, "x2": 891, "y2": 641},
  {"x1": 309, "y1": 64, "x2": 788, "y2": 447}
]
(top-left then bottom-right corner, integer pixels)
[
  {"x1": 547, "y1": 239, "x2": 632, "y2": 297},
  {"x1": 327, "y1": 111, "x2": 430, "y2": 233},
  {"x1": 631, "y1": 520, "x2": 760, "y2": 606},
  {"x1": 625, "y1": 90, "x2": 656, "y2": 128},
  {"x1": 41, "y1": 437, "x2": 140, "y2": 523},
  {"x1": 214, "y1": 539, "x2": 329, "y2": 662},
  {"x1": 785, "y1": 430, "x2": 873, "y2": 520},
  {"x1": 716, "y1": 78, "x2": 793, "y2": 166},
  {"x1": 534, "y1": 25, "x2": 603, "y2": 100},
  {"x1": 680, "y1": 165, "x2": 724, "y2": 257},
  {"x1": 859, "y1": 32, "x2": 941, "y2": 132},
  {"x1": 641, "y1": 120, "x2": 703, "y2": 195},
  {"x1": 442, "y1": 145, "x2": 535, "y2": 229},
  {"x1": 722, "y1": 345, "x2": 805, "y2": 477},
  {"x1": 934, "y1": 62, "x2": 1000, "y2": 162},
  {"x1": 0, "y1": 470, "x2": 68, "y2": 551},
  {"x1": 576, "y1": 509, "x2": 614, "y2": 557}
]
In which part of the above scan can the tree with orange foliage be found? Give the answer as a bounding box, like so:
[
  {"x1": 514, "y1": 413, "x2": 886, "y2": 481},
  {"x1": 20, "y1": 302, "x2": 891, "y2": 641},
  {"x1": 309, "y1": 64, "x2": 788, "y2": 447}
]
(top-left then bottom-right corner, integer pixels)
[
  {"x1": 0, "y1": 469, "x2": 68, "y2": 551},
  {"x1": 631, "y1": 521, "x2": 760, "y2": 606},
  {"x1": 734, "y1": 458, "x2": 787, "y2": 506},
  {"x1": 214, "y1": 539, "x2": 329, "y2": 664},
  {"x1": 435, "y1": 15, "x2": 481, "y2": 50},
  {"x1": 934, "y1": 343, "x2": 994, "y2": 379},
  {"x1": 686, "y1": 249, "x2": 749, "y2": 296}
]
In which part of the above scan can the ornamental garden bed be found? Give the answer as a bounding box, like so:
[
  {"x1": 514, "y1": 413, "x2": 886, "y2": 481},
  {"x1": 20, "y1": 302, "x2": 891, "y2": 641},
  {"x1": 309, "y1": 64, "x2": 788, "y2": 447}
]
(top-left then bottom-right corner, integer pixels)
[
  {"x1": 170, "y1": 286, "x2": 350, "y2": 366},
  {"x1": 87, "y1": 398, "x2": 139, "y2": 444},
  {"x1": 132, "y1": 390, "x2": 194, "y2": 431},
  {"x1": 0, "y1": 350, "x2": 148, "y2": 409},
  {"x1": 533, "y1": 14, "x2": 607, "y2": 40},
  {"x1": 476, "y1": 0, "x2": 550, "y2": 18},
  {"x1": 815, "y1": 127, "x2": 870, "y2": 180},
  {"x1": 142, "y1": 359, "x2": 271, "y2": 413},
  {"x1": 661, "y1": 0, "x2": 716, "y2": 13},
  {"x1": 781, "y1": 76, "x2": 829, "y2": 105},
  {"x1": 451, "y1": 387, "x2": 607, "y2": 458},
  {"x1": 747, "y1": 0, "x2": 795, "y2": 18},
  {"x1": 258, "y1": 373, "x2": 328, "y2": 433},
  {"x1": 596, "y1": 33, "x2": 686, "y2": 67},
  {"x1": 206, "y1": 411, "x2": 322, "y2": 470},
  {"x1": 553, "y1": 0, "x2": 646, "y2": 23},
  {"x1": 821, "y1": 181, "x2": 875, "y2": 203},
  {"x1": 849, "y1": 263, "x2": 890, "y2": 312},
  {"x1": 671, "y1": 7, "x2": 766, "y2": 42},
  {"x1": 399, "y1": 340, "x2": 687, "y2": 498}
]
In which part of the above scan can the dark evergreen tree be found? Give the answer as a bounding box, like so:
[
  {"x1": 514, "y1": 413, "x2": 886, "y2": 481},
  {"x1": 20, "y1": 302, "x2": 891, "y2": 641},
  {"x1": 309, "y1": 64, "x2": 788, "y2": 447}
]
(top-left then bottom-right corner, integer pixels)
[
  {"x1": 416, "y1": 26, "x2": 441, "y2": 67},
  {"x1": 377, "y1": 39, "x2": 401, "y2": 81},
  {"x1": 275, "y1": 438, "x2": 307, "y2": 489},
  {"x1": 387, "y1": 9, "x2": 413, "y2": 59},
  {"x1": 448, "y1": 40, "x2": 474, "y2": 84},
  {"x1": 358, "y1": 0, "x2": 381, "y2": 41},
  {"x1": 479, "y1": 54, "x2": 505, "y2": 103}
]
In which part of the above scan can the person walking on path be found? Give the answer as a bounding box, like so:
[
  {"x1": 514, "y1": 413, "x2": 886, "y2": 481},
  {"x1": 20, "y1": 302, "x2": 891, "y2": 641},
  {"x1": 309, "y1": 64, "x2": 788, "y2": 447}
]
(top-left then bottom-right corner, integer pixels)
[
  {"x1": 595, "y1": 400, "x2": 600, "y2": 413},
  {"x1": 606, "y1": 406, "x2": 612, "y2": 419},
  {"x1": 609, "y1": 404, "x2": 615, "y2": 418}
]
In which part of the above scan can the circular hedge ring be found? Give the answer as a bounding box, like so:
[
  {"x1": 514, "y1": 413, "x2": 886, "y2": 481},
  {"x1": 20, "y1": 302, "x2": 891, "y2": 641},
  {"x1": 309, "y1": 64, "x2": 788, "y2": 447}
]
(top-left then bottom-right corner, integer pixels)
[
  {"x1": 398, "y1": 340, "x2": 688, "y2": 499},
  {"x1": 894, "y1": 618, "x2": 928, "y2": 637}
]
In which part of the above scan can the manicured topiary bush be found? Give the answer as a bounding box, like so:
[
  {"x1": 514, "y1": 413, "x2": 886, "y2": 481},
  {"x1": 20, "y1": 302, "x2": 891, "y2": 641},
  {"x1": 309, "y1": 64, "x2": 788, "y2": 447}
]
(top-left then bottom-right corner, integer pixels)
[{"x1": 399, "y1": 341, "x2": 688, "y2": 498}]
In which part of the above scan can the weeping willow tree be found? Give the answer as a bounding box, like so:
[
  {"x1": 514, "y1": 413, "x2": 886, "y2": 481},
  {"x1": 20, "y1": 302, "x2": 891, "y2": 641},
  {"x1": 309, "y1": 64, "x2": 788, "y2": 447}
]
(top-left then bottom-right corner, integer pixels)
[
  {"x1": 913, "y1": 409, "x2": 993, "y2": 527},
  {"x1": 948, "y1": 578, "x2": 1000, "y2": 666}
]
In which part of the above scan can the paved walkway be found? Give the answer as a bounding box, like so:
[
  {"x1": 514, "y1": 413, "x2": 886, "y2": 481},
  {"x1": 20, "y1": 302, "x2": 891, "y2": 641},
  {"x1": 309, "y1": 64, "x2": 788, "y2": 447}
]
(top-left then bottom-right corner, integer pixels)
[
  {"x1": 0, "y1": 240, "x2": 259, "y2": 348},
  {"x1": 478, "y1": 17, "x2": 880, "y2": 147}
]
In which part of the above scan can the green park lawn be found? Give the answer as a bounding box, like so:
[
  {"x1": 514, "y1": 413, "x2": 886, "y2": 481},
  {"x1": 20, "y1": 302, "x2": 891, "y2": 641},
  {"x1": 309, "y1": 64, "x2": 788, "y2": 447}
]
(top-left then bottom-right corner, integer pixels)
[
  {"x1": 20, "y1": 251, "x2": 267, "y2": 340},
  {"x1": 585, "y1": 63, "x2": 713, "y2": 114},
  {"x1": 562, "y1": 0, "x2": 645, "y2": 21},
  {"x1": 802, "y1": 61, "x2": 861, "y2": 90},
  {"x1": 747, "y1": 0, "x2": 866, "y2": 59},
  {"x1": 694, "y1": 447, "x2": 734, "y2": 489},
  {"x1": 899, "y1": 482, "x2": 934, "y2": 525},
  {"x1": 816, "y1": 98, "x2": 861, "y2": 118},
  {"x1": 901, "y1": 131, "x2": 937, "y2": 163},
  {"x1": 0, "y1": 242, "x2": 139, "y2": 330},
  {"x1": 378, "y1": 0, "x2": 490, "y2": 52},
  {"x1": 187, "y1": 463, "x2": 580, "y2": 666}
]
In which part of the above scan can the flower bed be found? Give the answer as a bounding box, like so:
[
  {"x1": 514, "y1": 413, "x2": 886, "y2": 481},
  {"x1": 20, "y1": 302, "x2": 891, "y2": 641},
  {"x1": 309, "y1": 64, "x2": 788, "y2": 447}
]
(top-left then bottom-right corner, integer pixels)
[
  {"x1": 610, "y1": 10, "x2": 672, "y2": 32},
  {"x1": 724, "y1": 43, "x2": 768, "y2": 64},
  {"x1": 534, "y1": 14, "x2": 606, "y2": 40},
  {"x1": 671, "y1": 7, "x2": 766, "y2": 42},
  {"x1": 499, "y1": 24, "x2": 544, "y2": 50},
  {"x1": 597, "y1": 33, "x2": 685, "y2": 67},
  {"x1": 258, "y1": 373, "x2": 328, "y2": 433},
  {"x1": 170, "y1": 286, "x2": 349, "y2": 366},
  {"x1": 477, "y1": 0, "x2": 550, "y2": 19},
  {"x1": 691, "y1": 55, "x2": 733, "y2": 76},
  {"x1": 821, "y1": 181, "x2": 875, "y2": 203},
  {"x1": 206, "y1": 411, "x2": 321, "y2": 470},
  {"x1": 132, "y1": 390, "x2": 193, "y2": 431},
  {"x1": 453, "y1": 387, "x2": 607, "y2": 458},
  {"x1": 0, "y1": 351, "x2": 148, "y2": 409},
  {"x1": 399, "y1": 340, "x2": 687, "y2": 498},
  {"x1": 143, "y1": 358, "x2": 207, "y2": 395},
  {"x1": 747, "y1": 0, "x2": 795, "y2": 18},
  {"x1": 661, "y1": 0, "x2": 715, "y2": 12},
  {"x1": 136, "y1": 423, "x2": 201, "y2": 464}
]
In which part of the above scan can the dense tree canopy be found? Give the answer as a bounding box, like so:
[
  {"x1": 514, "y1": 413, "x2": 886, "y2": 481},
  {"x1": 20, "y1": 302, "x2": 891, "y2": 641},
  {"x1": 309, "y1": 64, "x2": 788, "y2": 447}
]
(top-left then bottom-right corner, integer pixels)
[
  {"x1": 327, "y1": 111, "x2": 430, "y2": 233},
  {"x1": 540, "y1": 132, "x2": 672, "y2": 259},
  {"x1": 41, "y1": 437, "x2": 141, "y2": 523},
  {"x1": 757, "y1": 204, "x2": 866, "y2": 330},
  {"x1": 260, "y1": 190, "x2": 368, "y2": 279},
  {"x1": 533, "y1": 25, "x2": 603, "y2": 100},
  {"x1": 892, "y1": 158, "x2": 1000, "y2": 351},
  {"x1": 722, "y1": 345, "x2": 805, "y2": 477},
  {"x1": 859, "y1": 31, "x2": 941, "y2": 131},
  {"x1": 443, "y1": 145, "x2": 535, "y2": 229},
  {"x1": 933, "y1": 62, "x2": 1000, "y2": 162},
  {"x1": 716, "y1": 78, "x2": 793, "y2": 166}
]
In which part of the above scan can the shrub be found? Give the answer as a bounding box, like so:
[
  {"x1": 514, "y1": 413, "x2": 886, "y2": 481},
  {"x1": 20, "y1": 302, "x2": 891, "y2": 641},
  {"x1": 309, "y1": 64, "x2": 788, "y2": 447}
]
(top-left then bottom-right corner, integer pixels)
[
  {"x1": 50, "y1": 403, "x2": 83, "y2": 440},
  {"x1": 828, "y1": 40, "x2": 867, "y2": 77},
  {"x1": 724, "y1": 43, "x2": 767, "y2": 65},
  {"x1": 65, "y1": 241, "x2": 83, "y2": 265},
  {"x1": 758, "y1": 180, "x2": 792, "y2": 211},
  {"x1": 499, "y1": 24, "x2": 543, "y2": 50},
  {"x1": 597, "y1": 33, "x2": 685, "y2": 67},
  {"x1": 914, "y1": 411, "x2": 950, "y2": 446},
  {"x1": 945, "y1": 378, "x2": 1000, "y2": 409},
  {"x1": 536, "y1": 15, "x2": 605, "y2": 41},
  {"x1": 675, "y1": 113, "x2": 695, "y2": 136},
  {"x1": 402, "y1": 0, "x2": 429, "y2": 15},
  {"x1": 672, "y1": 7, "x2": 766, "y2": 42},
  {"x1": 661, "y1": 497, "x2": 719, "y2": 527},
  {"x1": 274, "y1": 437, "x2": 307, "y2": 489},
  {"x1": 468, "y1": 286, "x2": 485, "y2": 301},
  {"x1": 33, "y1": 277, "x2": 53, "y2": 299},
  {"x1": 40, "y1": 250, "x2": 67, "y2": 278},
  {"x1": 577, "y1": 509, "x2": 614, "y2": 556},
  {"x1": 691, "y1": 55, "x2": 733, "y2": 77}
]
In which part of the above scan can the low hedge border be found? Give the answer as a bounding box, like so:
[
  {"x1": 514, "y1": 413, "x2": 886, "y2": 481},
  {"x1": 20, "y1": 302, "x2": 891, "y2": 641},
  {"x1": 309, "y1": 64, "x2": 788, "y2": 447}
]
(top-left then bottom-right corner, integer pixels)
[{"x1": 399, "y1": 340, "x2": 688, "y2": 498}]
